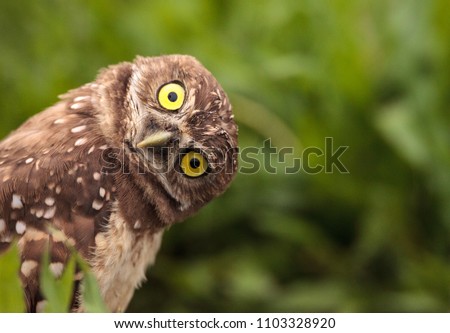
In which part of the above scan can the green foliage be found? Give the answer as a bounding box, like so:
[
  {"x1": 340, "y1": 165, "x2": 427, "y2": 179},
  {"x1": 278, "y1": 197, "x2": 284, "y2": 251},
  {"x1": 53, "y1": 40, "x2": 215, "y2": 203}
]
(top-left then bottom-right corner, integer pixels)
[
  {"x1": 40, "y1": 251, "x2": 76, "y2": 312},
  {"x1": 0, "y1": 244, "x2": 26, "y2": 312},
  {"x1": 76, "y1": 255, "x2": 108, "y2": 313},
  {"x1": 39, "y1": 251, "x2": 107, "y2": 312},
  {"x1": 0, "y1": 243, "x2": 106, "y2": 312},
  {"x1": 0, "y1": 0, "x2": 449, "y2": 312}
]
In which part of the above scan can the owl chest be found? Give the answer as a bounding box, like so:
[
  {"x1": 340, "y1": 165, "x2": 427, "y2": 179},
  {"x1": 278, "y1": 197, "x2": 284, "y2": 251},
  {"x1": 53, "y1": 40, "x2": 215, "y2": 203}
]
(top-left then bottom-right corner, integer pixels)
[{"x1": 88, "y1": 211, "x2": 164, "y2": 312}]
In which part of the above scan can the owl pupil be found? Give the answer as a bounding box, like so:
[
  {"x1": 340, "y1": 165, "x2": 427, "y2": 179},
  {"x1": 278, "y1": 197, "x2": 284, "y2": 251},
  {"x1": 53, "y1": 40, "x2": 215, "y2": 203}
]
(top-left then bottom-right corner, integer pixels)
[
  {"x1": 190, "y1": 158, "x2": 201, "y2": 169},
  {"x1": 168, "y1": 92, "x2": 178, "y2": 102}
]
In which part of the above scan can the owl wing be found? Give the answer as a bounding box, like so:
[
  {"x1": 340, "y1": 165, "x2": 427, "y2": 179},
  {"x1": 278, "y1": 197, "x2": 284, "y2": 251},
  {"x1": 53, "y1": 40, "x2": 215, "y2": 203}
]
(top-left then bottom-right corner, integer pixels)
[{"x1": 0, "y1": 88, "x2": 116, "y2": 312}]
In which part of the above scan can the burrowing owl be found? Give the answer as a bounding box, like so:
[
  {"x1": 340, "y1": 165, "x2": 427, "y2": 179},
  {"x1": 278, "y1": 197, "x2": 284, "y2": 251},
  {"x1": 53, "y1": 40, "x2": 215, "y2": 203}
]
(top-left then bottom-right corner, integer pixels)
[{"x1": 0, "y1": 55, "x2": 238, "y2": 312}]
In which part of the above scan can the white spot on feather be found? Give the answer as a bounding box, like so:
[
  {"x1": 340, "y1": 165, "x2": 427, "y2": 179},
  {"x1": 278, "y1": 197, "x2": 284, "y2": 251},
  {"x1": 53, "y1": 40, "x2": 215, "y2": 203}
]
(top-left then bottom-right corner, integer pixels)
[
  {"x1": 99, "y1": 187, "x2": 106, "y2": 198},
  {"x1": 92, "y1": 199, "x2": 104, "y2": 210},
  {"x1": 76, "y1": 177, "x2": 83, "y2": 184},
  {"x1": 88, "y1": 146, "x2": 95, "y2": 154},
  {"x1": 71, "y1": 125, "x2": 86, "y2": 133},
  {"x1": 95, "y1": 233, "x2": 106, "y2": 247},
  {"x1": 75, "y1": 138, "x2": 87, "y2": 146},
  {"x1": 25, "y1": 157, "x2": 34, "y2": 164},
  {"x1": 93, "y1": 172, "x2": 101, "y2": 181},
  {"x1": 49, "y1": 262, "x2": 64, "y2": 278},
  {"x1": 23, "y1": 228, "x2": 47, "y2": 241},
  {"x1": 74, "y1": 96, "x2": 89, "y2": 102},
  {"x1": 53, "y1": 119, "x2": 65, "y2": 124},
  {"x1": 55, "y1": 186, "x2": 62, "y2": 194},
  {"x1": 45, "y1": 197, "x2": 55, "y2": 206},
  {"x1": 0, "y1": 219, "x2": 5, "y2": 233},
  {"x1": 35, "y1": 208, "x2": 44, "y2": 218},
  {"x1": 36, "y1": 301, "x2": 47, "y2": 313},
  {"x1": 68, "y1": 164, "x2": 78, "y2": 175},
  {"x1": 11, "y1": 194, "x2": 23, "y2": 209},
  {"x1": 44, "y1": 206, "x2": 56, "y2": 219},
  {"x1": 70, "y1": 103, "x2": 83, "y2": 110},
  {"x1": 51, "y1": 230, "x2": 75, "y2": 246},
  {"x1": 15, "y1": 221, "x2": 26, "y2": 234},
  {"x1": 0, "y1": 234, "x2": 13, "y2": 242},
  {"x1": 133, "y1": 220, "x2": 141, "y2": 229},
  {"x1": 21, "y1": 260, "x2": 38, "y2": 277}
]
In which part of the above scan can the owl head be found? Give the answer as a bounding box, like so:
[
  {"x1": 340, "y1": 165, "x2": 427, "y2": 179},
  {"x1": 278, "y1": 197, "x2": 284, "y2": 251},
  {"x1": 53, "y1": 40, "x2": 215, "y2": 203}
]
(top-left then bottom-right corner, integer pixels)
[{"x1": 95, "y1": 55, "x2": 238, "y2": 224}]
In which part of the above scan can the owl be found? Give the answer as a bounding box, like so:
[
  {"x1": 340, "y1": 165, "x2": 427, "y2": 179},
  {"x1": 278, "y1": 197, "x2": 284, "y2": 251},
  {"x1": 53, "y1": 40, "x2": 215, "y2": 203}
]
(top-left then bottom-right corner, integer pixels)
[{"x1": 0, "y1": 55, "x2": 238, "y2": 312}]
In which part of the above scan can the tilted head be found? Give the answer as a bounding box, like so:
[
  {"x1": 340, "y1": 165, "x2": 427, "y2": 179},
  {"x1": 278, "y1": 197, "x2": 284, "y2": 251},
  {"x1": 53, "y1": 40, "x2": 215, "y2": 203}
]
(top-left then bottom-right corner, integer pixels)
[{"x1": 95, "y1": 55, "x2": 238, "y2": 224}]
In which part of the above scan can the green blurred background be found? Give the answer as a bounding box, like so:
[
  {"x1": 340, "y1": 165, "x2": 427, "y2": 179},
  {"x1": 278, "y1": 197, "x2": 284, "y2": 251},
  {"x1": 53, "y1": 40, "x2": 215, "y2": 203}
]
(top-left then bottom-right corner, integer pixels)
[{"x1": 0, "y1": 0, "x2": 449, "y2": 312}]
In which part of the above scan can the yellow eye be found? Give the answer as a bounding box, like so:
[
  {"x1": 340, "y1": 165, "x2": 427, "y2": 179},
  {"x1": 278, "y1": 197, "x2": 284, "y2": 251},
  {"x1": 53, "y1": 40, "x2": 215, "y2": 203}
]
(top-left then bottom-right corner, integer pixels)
[
  {"x1": 180, "y1": 151, "x2": 208, "y2": 178},
  {"x1": 157, "y1": 82, "x2": 185, "y2": 111}
]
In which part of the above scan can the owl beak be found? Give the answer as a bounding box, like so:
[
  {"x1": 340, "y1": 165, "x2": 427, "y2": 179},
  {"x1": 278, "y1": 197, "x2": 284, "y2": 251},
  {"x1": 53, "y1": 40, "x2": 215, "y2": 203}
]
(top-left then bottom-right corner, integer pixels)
[{"x1": 137, "y1": 130, "x2": 174, "y2": 148}]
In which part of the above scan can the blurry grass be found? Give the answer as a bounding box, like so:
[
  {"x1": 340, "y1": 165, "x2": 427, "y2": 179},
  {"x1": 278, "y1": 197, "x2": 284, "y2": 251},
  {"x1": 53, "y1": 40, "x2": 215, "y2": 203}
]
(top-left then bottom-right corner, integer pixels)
[{"x1": 0, "y1": 0, "x2": 449, "y2": 312}]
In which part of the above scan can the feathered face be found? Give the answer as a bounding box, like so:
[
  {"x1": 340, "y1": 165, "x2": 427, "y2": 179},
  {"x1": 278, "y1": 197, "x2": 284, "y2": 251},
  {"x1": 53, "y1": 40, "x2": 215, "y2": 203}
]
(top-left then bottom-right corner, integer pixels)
[{"x1": 99, "y1": 55, "x2": 238, "y2": 219}]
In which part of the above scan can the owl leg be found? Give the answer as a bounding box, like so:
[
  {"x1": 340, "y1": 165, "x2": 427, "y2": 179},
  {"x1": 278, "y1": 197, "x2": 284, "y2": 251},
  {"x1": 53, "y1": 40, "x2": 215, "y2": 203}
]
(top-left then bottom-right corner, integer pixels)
[{"x1": 17, "y1": 227, "x2": 82, "y2": 312}]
